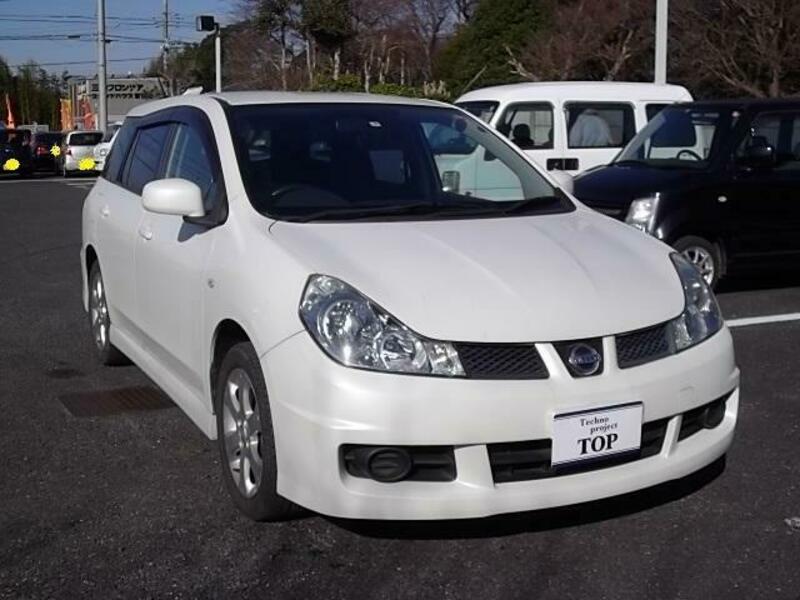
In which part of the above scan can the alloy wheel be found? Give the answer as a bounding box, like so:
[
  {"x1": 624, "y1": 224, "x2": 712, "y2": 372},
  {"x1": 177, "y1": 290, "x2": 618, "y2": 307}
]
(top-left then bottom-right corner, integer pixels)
[
  {"x1": 89, "y1": 271, "x2": 110, "y2": 351},
  {"x1": 681, "y1": 246, "x2": 715, "y2": 286},
  {"x1": 222, "y1": 368, "x2": 263, "y2": 498}
]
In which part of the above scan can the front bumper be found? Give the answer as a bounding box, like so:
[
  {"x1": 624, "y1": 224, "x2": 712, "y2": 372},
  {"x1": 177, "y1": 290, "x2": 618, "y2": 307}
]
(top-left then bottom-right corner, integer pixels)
[{"x1": 262, "y1": 327, "x2": 739, "y2": 520}]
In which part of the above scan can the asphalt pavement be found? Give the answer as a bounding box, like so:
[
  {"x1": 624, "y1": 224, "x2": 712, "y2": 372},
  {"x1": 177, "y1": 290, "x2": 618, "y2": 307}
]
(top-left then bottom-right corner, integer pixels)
[{"x1": 0, "y1": 176, "x2": 798, "y2": 600}]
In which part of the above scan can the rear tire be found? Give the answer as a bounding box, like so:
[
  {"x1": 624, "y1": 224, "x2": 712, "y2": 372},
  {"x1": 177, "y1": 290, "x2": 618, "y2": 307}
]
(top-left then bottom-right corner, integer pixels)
[
  {"x1": 673, "y1": 235, "x2": 723, "y2": 289},
  {"x1": 215, "y1": 341, "x2": 300, "y2": 521},
  {"x1": 87, "y1": 262, "x2": 128, "y2": 365}
]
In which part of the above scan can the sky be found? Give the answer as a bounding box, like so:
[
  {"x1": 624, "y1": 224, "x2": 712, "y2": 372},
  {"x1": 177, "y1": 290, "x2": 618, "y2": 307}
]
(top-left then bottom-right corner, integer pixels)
[{"x1": 0, "y1": 0, "x2": 233, "y2": 77}]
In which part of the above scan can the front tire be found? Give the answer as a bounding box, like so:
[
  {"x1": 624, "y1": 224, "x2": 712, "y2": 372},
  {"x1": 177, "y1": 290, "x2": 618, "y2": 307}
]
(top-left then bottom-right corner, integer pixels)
[
  {"x1": 215, "y1": 341, "x2": 299, "y2": 521},
  {"x1": 673, "y1": 235, "x2": 723, "y2": 289},
  {"x1": 87, "y1": 262, "x2": 128, "y2": 365}
]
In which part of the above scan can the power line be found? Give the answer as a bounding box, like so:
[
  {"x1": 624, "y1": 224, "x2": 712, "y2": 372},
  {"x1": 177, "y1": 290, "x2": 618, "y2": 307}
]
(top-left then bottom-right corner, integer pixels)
[{"x1": 9, "y1": 57, "x2": 156, "y2": 68}]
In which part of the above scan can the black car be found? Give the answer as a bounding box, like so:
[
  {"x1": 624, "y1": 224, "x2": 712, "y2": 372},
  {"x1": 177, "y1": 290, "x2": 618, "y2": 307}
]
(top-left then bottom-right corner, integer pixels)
[
  {"x1": 0, "y1": 129, "x2": 33, "y2": 176},
  {"x1": 574, "y1": 99, "x2": 800, "y2": 287},
  {"x1": 28, "y1": 131, "x2": 64, "y2": 173}
]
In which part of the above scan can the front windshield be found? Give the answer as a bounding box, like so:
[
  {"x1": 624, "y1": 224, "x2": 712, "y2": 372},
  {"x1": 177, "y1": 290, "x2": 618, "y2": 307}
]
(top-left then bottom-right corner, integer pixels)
[
  {"x1": 615, "y1": 107, "x2": 733, "y2": 169},
  {"x1": 228, "y1": 103, "x2": 571, "y2": 222},
  {"x1": 455, "y1": 101, "x2": 499, "y2": 123}
]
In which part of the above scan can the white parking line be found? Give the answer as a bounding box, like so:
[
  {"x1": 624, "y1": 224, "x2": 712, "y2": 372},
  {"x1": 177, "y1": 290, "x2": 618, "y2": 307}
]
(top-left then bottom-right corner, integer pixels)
[{"x1": 727, "y1": 312, "x2": 800, "y2": 328}]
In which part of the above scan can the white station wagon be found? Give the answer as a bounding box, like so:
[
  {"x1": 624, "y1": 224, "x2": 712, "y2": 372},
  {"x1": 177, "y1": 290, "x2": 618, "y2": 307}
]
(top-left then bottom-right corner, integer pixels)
[{"x1": 81, "y1": 92, "x2": 738, "y2": 521}]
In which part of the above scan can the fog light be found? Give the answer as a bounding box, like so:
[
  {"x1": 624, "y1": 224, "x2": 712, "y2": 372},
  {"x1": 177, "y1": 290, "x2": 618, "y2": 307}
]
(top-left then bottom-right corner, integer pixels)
[
  {"x1": 703, "y1": 400, "x2": 725, "y2": 429},
  {"x1": 367, "y1": 448, "x2": 412, "y2": 482}
]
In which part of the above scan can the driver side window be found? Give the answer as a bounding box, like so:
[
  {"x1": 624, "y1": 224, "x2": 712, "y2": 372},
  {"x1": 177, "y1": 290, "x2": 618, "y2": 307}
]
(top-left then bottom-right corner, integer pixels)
[
  {"x1": 736, "y1": 112, "x2": 800, "y2": 170},
  {"x1": 164, "y1": 123, "x2": 220, "y2": 212}
]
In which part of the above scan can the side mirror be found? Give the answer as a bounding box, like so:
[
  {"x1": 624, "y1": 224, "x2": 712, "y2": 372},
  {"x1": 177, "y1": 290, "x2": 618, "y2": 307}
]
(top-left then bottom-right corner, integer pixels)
[
  {"x1": 740, "y1": 141, "x2": 776, "y2": 169},
  {"x1": 550, "y1": 169, "x2": 574, "y2": 195},
  {"x1": 142, "y1": 178, "x2": 205, "y2": 217}
]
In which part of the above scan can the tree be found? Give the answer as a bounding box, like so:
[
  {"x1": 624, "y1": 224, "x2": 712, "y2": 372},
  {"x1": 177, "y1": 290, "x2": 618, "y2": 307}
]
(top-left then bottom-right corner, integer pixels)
[
  {"x1": 451, "y1": 0, "x2": 478, "y2": 23},
  {"x1": 404, "y1": 0, "x2": 453, "y2": 80},
  {"x1": 509, "y1": 0, "x2": 653, "y2": 83},
  {"x1": 434, "y1": 0, "x2": 547, "y2": 95},
  {"x1": 672, "y1": 0, "x2": 800, "y2": 98},
  {"x1": 251, "y1": 0, "x2": 302, "y2": 90},
  {"x1": 301, "y1": 0, "x2": 355, "y2": 80}
]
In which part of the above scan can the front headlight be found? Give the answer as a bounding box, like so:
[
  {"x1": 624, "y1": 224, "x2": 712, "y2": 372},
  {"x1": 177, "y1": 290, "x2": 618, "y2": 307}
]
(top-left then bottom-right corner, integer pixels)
[
  {"x1": 625, "y1": 194, "x2": 659, "y2": 234},
  {"x1": 669, "y1": 253, "x2": 723, "y2": 350},
  {"x1": 299, "y1": 275, "x2": 465, "y2": 376}
]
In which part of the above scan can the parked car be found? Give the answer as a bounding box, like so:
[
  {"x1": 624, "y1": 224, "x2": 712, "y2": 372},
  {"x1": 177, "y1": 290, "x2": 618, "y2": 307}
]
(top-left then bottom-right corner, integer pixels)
[
  {"x1": 81, "y1": 92, "x2": 738, "y2": 521},
  {"x1": 574, "y1": 98, "x2": 800, "y2": 288},
  {"x1": 93, "y1": 122, "x2": 123, "y2": 172},
  {"x1": 29, "y1": 131, "x2": 64, "y2": 174},
  {"x1": 455, "y1": 82, "x2": 692, "y2": 176},
  {"x1": 0, "y1": 129, "x2": 33, "y2": 176},
  {"x1": 61, "y1": 130, "x2": 104, "y2": 176}
]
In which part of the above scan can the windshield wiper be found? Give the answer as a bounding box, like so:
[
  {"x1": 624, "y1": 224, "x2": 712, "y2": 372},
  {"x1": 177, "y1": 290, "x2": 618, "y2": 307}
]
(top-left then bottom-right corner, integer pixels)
[
  {"x1": 280, "y1": 202, "x2": 443, "y2": 223},
  {"x1": 497, "y1": 194, "x2": 565, "y2": 216},
  {"x1": 280, "y1": 194, "x2": 567, "y2": 223},
  {"x1": 613, "y1": 159, "x2": 647, "y2": 167},
  {"x1": 280, "y1": 199, "x2": 522, "y2": 223}
]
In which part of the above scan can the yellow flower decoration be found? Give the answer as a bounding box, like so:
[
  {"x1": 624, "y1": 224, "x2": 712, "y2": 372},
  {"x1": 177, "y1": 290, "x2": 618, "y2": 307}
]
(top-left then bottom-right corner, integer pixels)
[
  {"x1": 2, "y1": 158, "x2": 20, "y2": 171},
  {"x1": 50, "y1": 145, "x2": 61, "y2": 157},
  {"x1": 78, "y1": 157, "x2": 96, "y2": 171}
]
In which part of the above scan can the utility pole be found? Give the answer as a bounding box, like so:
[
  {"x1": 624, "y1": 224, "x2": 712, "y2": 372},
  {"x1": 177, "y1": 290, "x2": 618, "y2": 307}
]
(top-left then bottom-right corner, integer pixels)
[
  {"x1": 215, "y1": 25, "x2": 222, "y2": 93},
  {"x1": 654, "y1": 0, "x2": 668, "y2": 84},
  {"x1": 197, "y1": 15, "x2": 222, "y2": 93},
  {"x1": 163, "y1": 0, "x2": 171, "y2": 95},
  {"x1": 97, "y1": 0, "x2": 108, "y2": 133}
]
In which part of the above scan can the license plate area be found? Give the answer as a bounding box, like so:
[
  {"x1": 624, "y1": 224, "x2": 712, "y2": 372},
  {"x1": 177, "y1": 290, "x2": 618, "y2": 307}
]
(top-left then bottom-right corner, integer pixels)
[{"x1": 552, "y1": 403, "x2": 643, "y2": 468}]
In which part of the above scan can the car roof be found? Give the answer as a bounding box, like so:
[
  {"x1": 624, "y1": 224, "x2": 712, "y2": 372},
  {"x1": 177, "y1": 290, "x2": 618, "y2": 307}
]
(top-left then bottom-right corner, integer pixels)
[
  {"x1": 127, "y1": 91, "x2": 450, "y2": 118},
  {"x1": 456, "y1": 81, "x2": 693, "y2": 104},
  {"x1": 671, "y1": 98, "x2": 800, "y2": 111}
]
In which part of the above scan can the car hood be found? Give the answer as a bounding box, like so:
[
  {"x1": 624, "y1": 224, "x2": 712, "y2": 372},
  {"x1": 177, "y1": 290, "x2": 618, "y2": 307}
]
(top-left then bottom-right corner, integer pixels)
[
  {"x1": 270, "y1": 209, "x2": 685, "y2": 342},
  {"x1": 575, "y1": 164, "x2": 705, "y2": 208}
]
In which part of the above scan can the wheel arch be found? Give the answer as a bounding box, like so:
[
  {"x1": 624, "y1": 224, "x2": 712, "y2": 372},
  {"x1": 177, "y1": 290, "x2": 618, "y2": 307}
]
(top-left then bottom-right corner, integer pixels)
[
  {"x1": 85, "y1": 244, "x2": 98, "y2": 274},
  {"x1": 665, "y1": 228, "x2": 728, "y2": 278},
  {"x1": 209, "y1": 319, "x2": 256, "y2": 412}
]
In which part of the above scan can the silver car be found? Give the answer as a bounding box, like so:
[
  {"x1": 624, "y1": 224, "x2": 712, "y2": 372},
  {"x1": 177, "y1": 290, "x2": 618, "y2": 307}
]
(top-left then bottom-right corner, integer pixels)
[{"x1": 61, "y1": 130, "x2": 104, "y2": 176}]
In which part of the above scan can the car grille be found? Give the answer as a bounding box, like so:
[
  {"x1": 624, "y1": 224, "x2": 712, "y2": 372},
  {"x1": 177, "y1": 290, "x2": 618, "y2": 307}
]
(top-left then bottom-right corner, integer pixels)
[
  {"x1": 455, "y1": 343, "x2": 549, "y2": 380},
  {"x1": 487, "y1": 418, "x2": 669, "y2": 484},
  {"x1": 616, "y1": 323, "x2": 673, "y2": 369}
]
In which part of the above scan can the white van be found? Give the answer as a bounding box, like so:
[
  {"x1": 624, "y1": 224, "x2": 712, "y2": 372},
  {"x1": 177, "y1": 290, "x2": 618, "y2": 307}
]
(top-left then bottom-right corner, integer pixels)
[{"x1": 455, "y1": 82, "x2": 693, "y2": 175}]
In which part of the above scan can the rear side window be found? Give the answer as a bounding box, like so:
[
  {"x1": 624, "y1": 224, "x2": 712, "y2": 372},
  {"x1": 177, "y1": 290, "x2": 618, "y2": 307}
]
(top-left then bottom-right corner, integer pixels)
[
  {"x1": 498, "y1": 103, "x2": 554, "y2": 150},
  {"x1": 103, "y1": 121, "x2": 136, "y2": 184},
  {"x1": 566, "y1": 103, "x2": 635, "y2": 148},
  {"x1": 123, "y1": 124, "x2": 172, "y2": 195}
]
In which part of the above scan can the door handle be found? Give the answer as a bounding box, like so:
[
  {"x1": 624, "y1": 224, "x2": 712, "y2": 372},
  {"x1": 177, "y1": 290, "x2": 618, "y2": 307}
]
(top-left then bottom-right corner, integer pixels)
[
  {"x1": 100, "y1": 206, "x2": 110, "y2": 218},
  {"x1": 563, "y1": 158, "x2": 580, "y2": 171},
  {"x1": 138, "y1": 226, "x2": 153, "y2": 241}
]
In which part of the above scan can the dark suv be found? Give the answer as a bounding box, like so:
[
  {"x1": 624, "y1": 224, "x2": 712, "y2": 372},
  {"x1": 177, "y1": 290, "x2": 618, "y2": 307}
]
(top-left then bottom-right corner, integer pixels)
[
  {"x1": 574, "y1": 99, "x2": 800, "y2": 287},
  {"x1": 0, "y1": 129, "x2": 33, "y2": 176},
  {"x1": 29, "y1": 131, "x2": 64, "y2": 173}
]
